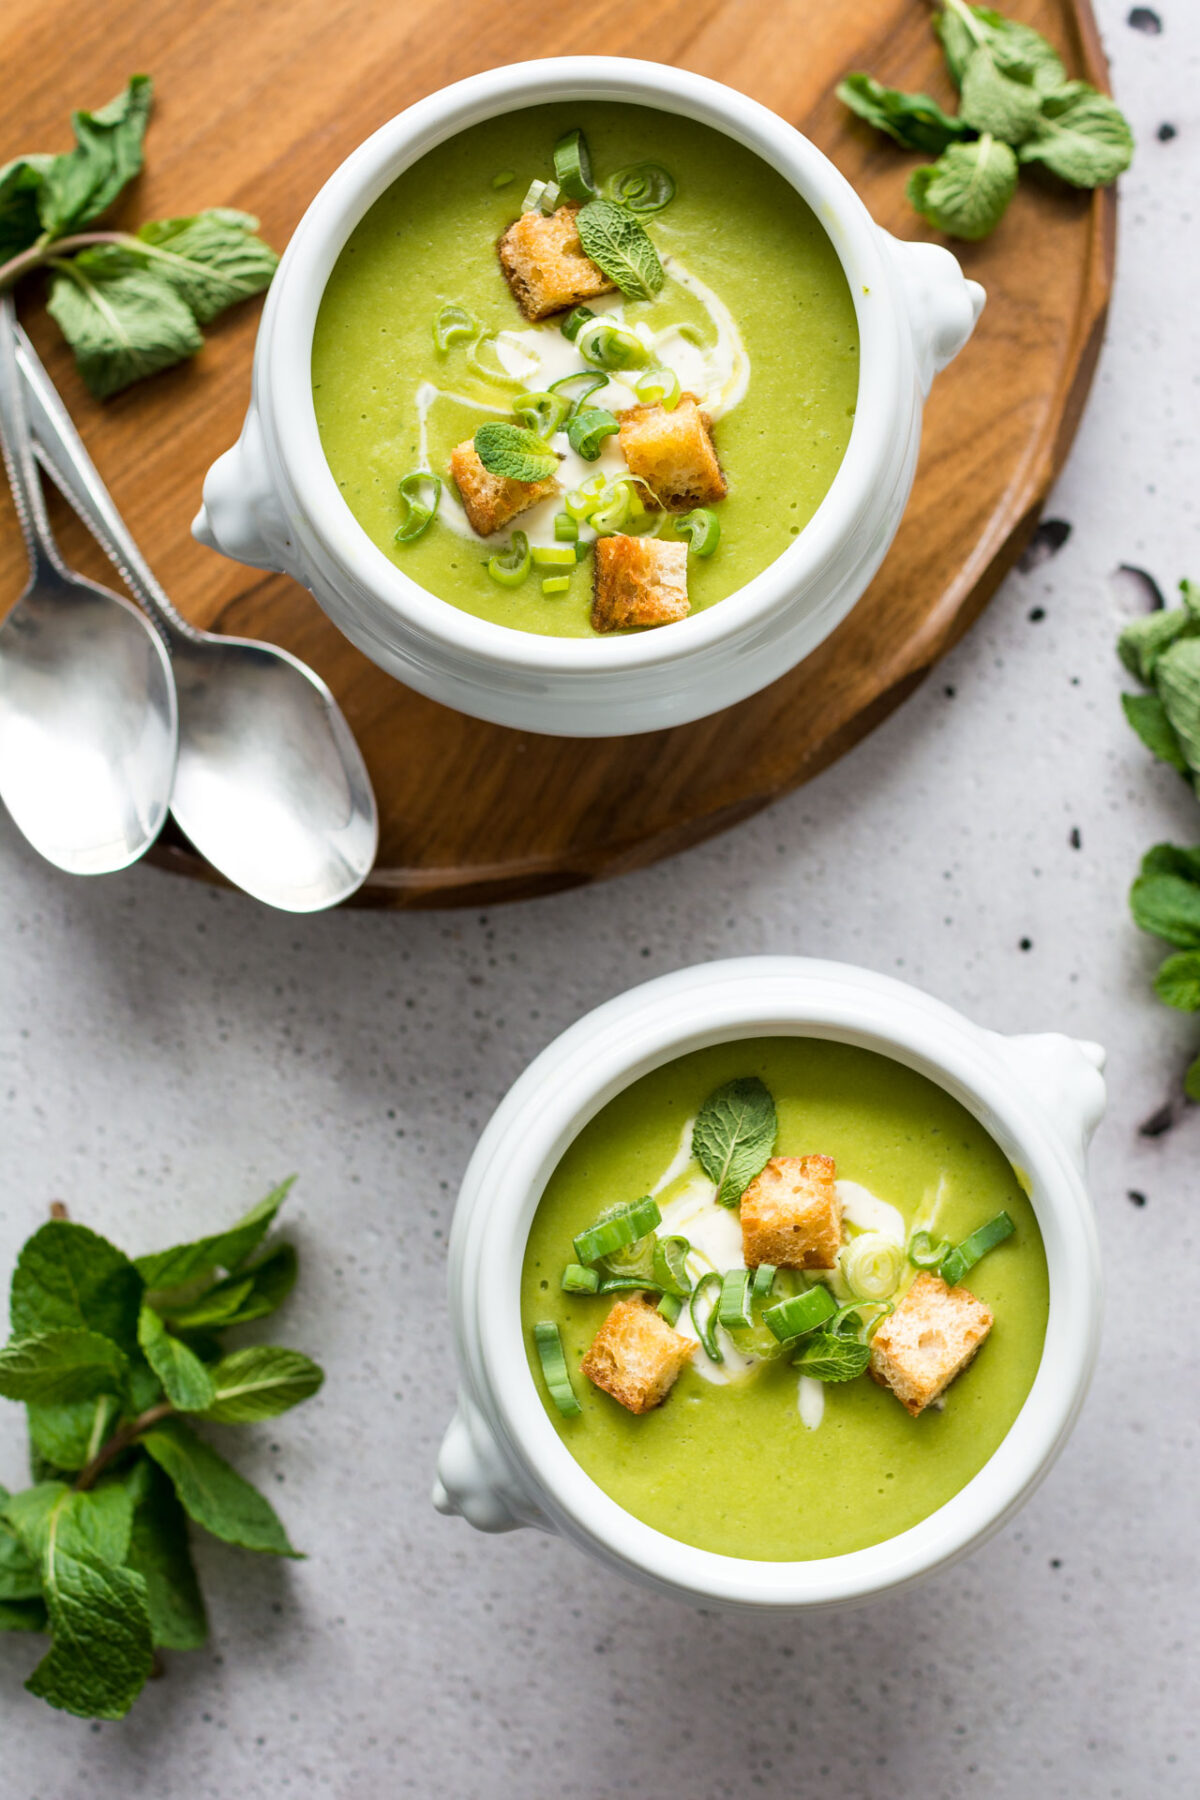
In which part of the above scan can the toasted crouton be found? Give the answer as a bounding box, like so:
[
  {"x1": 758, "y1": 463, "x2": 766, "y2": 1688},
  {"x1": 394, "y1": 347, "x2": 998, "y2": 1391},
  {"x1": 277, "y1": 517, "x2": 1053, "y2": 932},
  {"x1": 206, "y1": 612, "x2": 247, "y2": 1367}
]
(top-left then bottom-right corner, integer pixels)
[
  {"x1": 591, "y1": 535, "x2": 689, "y2": 633},
  {"x1": 869, "y1": 1272, "x2": 993, "y2": 1417},
  {"x1": 740, "y1": 1155, "x2": 842, "y2": 1271},
  {"x1": 497, "y1": 203, "x2": 617, "y2": 322},
  {"x1": 448, "y1": 439, "x2": 559, "y2": 538},
  {"x1": 581, "y1": 1295, "x2": 695, "y2": 1415},
  {"x1": 617, "y1": 394, "x2": 727, "y2": 513}
]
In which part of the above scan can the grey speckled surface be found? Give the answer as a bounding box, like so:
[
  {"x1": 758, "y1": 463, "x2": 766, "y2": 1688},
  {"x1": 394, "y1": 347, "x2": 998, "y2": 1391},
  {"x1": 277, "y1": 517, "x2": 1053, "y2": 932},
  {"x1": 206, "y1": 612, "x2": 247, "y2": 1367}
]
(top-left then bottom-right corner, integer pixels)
[{"x1": 1, "y1": 6, "x2": 1198, "y2": 1796}]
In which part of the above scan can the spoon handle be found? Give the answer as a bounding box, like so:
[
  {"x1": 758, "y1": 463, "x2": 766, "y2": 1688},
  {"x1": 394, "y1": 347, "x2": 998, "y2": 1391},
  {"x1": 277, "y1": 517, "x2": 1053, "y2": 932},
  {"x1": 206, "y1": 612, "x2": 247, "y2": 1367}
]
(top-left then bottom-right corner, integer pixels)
[
  {"x1": 10, "y1": 320, "x2": 199, "y2": 647},
  {"x1": 0, "y1": 295, "x2": 65, "y2": 586}
]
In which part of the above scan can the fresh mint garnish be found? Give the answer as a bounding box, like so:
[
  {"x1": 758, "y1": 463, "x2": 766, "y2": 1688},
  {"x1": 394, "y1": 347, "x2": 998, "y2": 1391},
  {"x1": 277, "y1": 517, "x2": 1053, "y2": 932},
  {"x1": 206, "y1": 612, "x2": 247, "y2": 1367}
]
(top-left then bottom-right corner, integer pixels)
[
  {"x1": 791, "y1": 1333, "x2": 872, "y2": 1383},
  {"x1": 473, "y1": 421, "x2": 559, "y2": 483},
  {"x1": 0, "y1": 77, "x2": 277, "y2": 397},
  {"x1": 1018, "y1": 82, "x2": 1135, "y2": 185},
  {"x1": 0, "y1": 1190, "x2": 321, "y2": 1718},
  {"x1": 907, "y1": 135, "x2": 1019, "y2": 240},
  {"x1": 692, "y1": 1077, "x2": 778, "y2": 1209},
  {"x1": 836, "y1": 75, "x2": 972, "y2": 154},
  {"x1": 574, "y1": 197, "x2": 664, "y2": 302}
]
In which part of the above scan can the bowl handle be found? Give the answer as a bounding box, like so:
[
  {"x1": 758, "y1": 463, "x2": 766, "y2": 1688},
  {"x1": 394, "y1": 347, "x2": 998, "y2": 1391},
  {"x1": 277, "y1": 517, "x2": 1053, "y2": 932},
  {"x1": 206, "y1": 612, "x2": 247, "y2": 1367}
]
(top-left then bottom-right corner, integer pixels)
[
  {"x1": 433, "y1": 1392, "x2": 547, "y2": 1534},
  {"x1": 877, "y1": 228, "x2": 986, "y2": 397},
  {"x1": 192, "y1": 404, "x2": 306, "y2": 580},
  {"x1": 985, "y1": 1032, "x2": 1107, "y2": 1178}
]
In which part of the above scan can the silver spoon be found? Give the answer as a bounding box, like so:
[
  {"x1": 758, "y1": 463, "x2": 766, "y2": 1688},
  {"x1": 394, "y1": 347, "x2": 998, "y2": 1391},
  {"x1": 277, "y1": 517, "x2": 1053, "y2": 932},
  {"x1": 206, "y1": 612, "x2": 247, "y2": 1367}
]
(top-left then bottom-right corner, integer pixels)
[
  {"x1": 13, "y1": 319, "x2": 379, "y2": 912},
  {"x1": 0, "y1": 295, "x2": 177, "y2": 874}
]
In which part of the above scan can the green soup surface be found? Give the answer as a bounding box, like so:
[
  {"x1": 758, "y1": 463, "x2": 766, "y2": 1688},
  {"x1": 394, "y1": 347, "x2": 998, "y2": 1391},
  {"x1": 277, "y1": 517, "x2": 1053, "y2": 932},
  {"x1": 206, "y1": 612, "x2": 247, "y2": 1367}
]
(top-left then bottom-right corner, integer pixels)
[{"x1": 520, "y1": 1038, "x2": 1048, "y2": 1561}]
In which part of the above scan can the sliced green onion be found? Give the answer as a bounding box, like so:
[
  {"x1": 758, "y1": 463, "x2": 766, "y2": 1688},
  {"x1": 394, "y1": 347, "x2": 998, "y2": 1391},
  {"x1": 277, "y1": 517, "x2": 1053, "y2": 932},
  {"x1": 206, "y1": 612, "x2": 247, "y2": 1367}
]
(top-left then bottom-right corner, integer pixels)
[
  {"x1": 566, "y1": 407, "x2": 620, "y2": 460},
  {"x1": 492, "y1": 170, "x2": 516, "y2": 189},
  {"x1": 486, "y1": 530, "x2": 531, "y2": 588},
  {"x1": 533, "y1": 1320, "x2": 580, "y2": 1417},
  {"x1": 433, "y1": 304, "x2": 480, "y2": 355},
  {"x1": 657, "y1": 1291, "x2": 683, "y2": 1326},
  {"x1": 673, "y1": 507, "x2": 721, "y2": 557},
  {"x1": 547, "y1": 370, "x2": 608, "y2": 416},
  {"x1": 542, "y1": 575, "x2": 571, "y2": 595},
  {"x1": 750, "y1": 1263, "x2": 777, "y2": 1302},
  {"x1": 940, "y1": 1212, "x2": 1015, "y2": 1288},
  {"x1": 588, "y1": 479, "x2": 642, "y2": 537},
  {"x1": 763, "y1": 1283, "x2": 838, "y2": 1343},
  {"x1": 561, "y1": 1262, "x2": 600, "y2": 1294},
  {"x1": 565, "y1": 472, "x2": 609, "y2": 521},
  {"x1": 652, "y1": 1236, "x2": 692, "y2": 1298},
  {"x1": 393, "y1": 472, "x2": 442, "y2": 545},
  {"x1": 521, "y1": 177, "x2": 560, "y2": 215},
  {"x1": 689, "y1": 1271, "x2": 723, "y2": 1364},
  {"x1": 717, "y1": 1269, "x2": 753, "y2": 1333},
  {"x1": 634, "y1": 366, "x2": 681, "y2": 410},
  {"x1": 829, "y1": 1298, "x2": 893, "y2": 1339},
  {"x1": 573, "y1": 1194, "x2": 662, "y2": 1266},
  {"x1": 531, "y1": 544, "x2": 577, "y2": 568},
  {"x1": 840, "y1": 1233, "x2": 906, "y2": 1303},
  {"x1": 908, "y1": 1230, "x2": 952, "y2": 1270},
  {"x1": 513, "y1": 389, "x2": 571, "y2": 438},
  {"x1": 467, "y1": 335, "x2": 522, "y2": 389},
  {"x1": 561, "y1": 306, "x2": 597, "y2": 344},
  {"x1": 553, "y1": 128, "x2": 595, "y2": 201},
  {"x1": 598, "y1": 1275, "x2": 665, "y2": 1295},
  {"x1": 578, "y1": 319, "x2": 649, "y2": 372},
  {"x1": 553, "y1": 511, "x2": 579, "y2": 543},
  {"x1": 608, "y1": 161, "x2": 676, "y2": 215}
]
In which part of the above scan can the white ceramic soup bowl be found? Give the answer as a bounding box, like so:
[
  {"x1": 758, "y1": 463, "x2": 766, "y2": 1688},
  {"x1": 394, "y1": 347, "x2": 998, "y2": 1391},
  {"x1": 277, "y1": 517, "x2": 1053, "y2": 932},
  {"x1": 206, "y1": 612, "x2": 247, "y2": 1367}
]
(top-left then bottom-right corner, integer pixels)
[
  {"x1": 434, "y1": 956, "x2": 1105, "y2": 1614},
  {"x1": 194, "y1": 59, "x2": 985, "y2": 738}
]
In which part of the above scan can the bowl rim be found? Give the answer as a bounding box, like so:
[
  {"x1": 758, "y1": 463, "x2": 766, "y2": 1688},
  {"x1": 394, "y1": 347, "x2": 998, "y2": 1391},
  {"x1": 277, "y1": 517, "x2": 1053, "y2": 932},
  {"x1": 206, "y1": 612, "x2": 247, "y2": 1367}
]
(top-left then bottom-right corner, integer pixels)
[
  {"x1": 459, "y1": 957, "x2": 1102, "y2": 1606},
  {"x1": 264, "y1": 56, "x2": 909, "y2": 675}
]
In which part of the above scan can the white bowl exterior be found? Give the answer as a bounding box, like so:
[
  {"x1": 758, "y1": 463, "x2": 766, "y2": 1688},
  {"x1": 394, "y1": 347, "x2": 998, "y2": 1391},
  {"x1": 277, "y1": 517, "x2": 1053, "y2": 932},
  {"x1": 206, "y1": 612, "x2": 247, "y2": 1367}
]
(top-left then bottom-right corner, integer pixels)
[
  {"x1": 195, "y1": 59, "x2": 982, "y2": 736},
  {"x1": 439, "y1": 957, "x2": 1104, "y2": 1613}
]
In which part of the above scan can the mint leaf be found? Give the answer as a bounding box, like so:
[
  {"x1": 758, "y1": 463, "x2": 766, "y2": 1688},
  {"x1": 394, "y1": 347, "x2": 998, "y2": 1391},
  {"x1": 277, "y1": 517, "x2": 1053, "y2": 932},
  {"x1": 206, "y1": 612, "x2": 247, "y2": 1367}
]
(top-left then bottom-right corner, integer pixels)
[
  {"x1": 575, "y1": 197, "x2": 664, "y2": 301},
  {"x1": 27, "y1": 1539, "x2": 152, "y2": 1719},
  {"x1": 126, "y1": 1463, "x2": 207, "y2": 1651},
  {"x1": 791, "y1": 1333, "x2": 872, "y2": 1382},
  {"x1": 1117, "y1": 606, "x2": 1200, "y2": 685},
  {"x1": 1130, "y1": 871, "x2": 1200, "y2": 948},
  {"x1": 1186, "y1": 1055, "x2": 1200, "y2": 1104},
  {"x1": 136, "y1": 1179, "x2": 293, "y2": 1292},
  {"x1": 158, "y1": 1276, "x2": 254, "y2": 1331},
  {"x1": 137, "y1": 1306, "x2": 216, "y2": 1413},
  {"x1": 936, "y1": 5, "x2": 1065, "y2": 95},
  {"x1": 0, "y1": 1329, "x2": 130, "y2": 1406},
  {"x1": 5, "y1": 1481, "x2": 134, "y2": 1568},
  {"x1": 1140, "y1": 844, "x2": 1200, "y2": 883},
  {"x1": 206, "y1": 1244, "x2": 297, "y2": 1327},
  {"x1": 1153, "y1": 952, "x2": 1200, "y2": 1012},
  {"x1": 959, "y1": 45, "x2": 1043, "y2": 145},
  {"x1": 1122, "y1": 693, "x2": 1188, "y2": 772},
  {"x1": 1019, "y1": 82, "x2": 1134, "y2": 186},
  {"x1": 837, "y1": 75, "x2": 972, "y2": 154},
  {"x1": 907, "y1": 134, "x2": 1018, "y2": 240},
  {"x1": 46, "y1": 257, "x2": 203, "y2": 399},
  {"x1": 10, "y1": 1222, "x2": 142, "y2": 1356},
  {"x1": 27, "y1": 1393, "x2": 118, "y2": 1475},
  {"x1": 472, "y1": 422, "x2": 559, "y2": 483},
  {"x1": 0, "y1": 155, "x2": 54, "y2": 262},
  {"x1": 142, "y1": 1419, "x2": 300, "y2": 1557},
  {"x1": 118, "y1": 208, "x2": 277, "y2": 322},
  {"x1": 692, "y1": 1077, "x2": 778, "y2": 1208},
  {"x1": 0, "y1": 1598, "x2": 47, "y2": 1632},
  {"x1": 1155, "y1": 639, "x2": 1200, "y2": 780},
  {"x1": 0, "y1": 1504, "x2": 42, "y2": 1602},
  {"x1": 199, "y1": 1347, "x2": 323, "y2": 1424},
  {"x1": 37, "y1": 75, "x2": 153, "y2": 238}
]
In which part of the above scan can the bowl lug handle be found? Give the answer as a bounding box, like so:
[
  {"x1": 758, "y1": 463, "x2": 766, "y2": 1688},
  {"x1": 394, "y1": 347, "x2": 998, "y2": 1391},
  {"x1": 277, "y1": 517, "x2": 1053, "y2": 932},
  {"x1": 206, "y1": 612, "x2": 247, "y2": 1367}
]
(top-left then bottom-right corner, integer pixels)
[
  {"x1": 986, "y1": 1032, "x2": 1107, "y2": 1177},
  {"x1": 877, "y1": 228, "x2": 986, "y2": 396},
  {"x1": 192, "y1": 403, "x2": 306, "y2": 580},
  {"x1": 433, "y1": 1391, "x2": 547, "y2": 1535}
]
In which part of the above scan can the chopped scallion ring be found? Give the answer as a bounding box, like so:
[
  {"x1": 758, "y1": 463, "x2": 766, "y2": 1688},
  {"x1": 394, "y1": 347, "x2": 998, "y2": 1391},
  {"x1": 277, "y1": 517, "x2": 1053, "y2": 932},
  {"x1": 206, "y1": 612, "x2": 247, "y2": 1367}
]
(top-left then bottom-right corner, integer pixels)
[
  {"x1": 433, "y1": 303, "x2": 480, "y2": 355},
  {"x1": 533, "y1": 1320, "x2": 581, "y2": 1417},
  {"x1": 486, "y1": 530, "x2": 531, "y2": 588},
  {"x1": 565, "y1": 473, "x2": 609, "y2": 521},
  {"x1": 652, "y1": 1235, "x2": 693, "y2": 1298},
  {"x1": 608, "y1": 161, "x2": 676, "y2": 215},
  {"x1": 673, "y1": 507, "x2": 721, "y2": 557},
  {"x1": 598, "y1": 1275, "x2": 665, "y2": 1295},
  {"x1": 750, "y1": 1263, "x2": 777, "y2": 1303},
  {"x1": 840, "y1": 1233, "x2": 906, "y2": 1302},
  {"x1": 553, "y1": 128, "x2": 596, "y2": 201},
  {"x1": 514, "y1": 389, "x2": 571, "y2": 438},
  {"x1": 541, "y1": 575, "x2": 571, "y2": 595},
  {"x1": 566, "y1": 407, "x2": 620, "y2": 461},
  {"x1": 531, "y1": 544, "x2": 577, "y2": 568},
  {"x1": 561, "y1": 1262, "x2": 600, "y2": 1294},
  {"x1": 547, "y1": 370, "x2": 608, "y2": 416},
  {"x1": 689, "y1": 1271, "x2": 724, "y2": 1364},
  {"x1": 554, "y1": 511, "x2": 579, "y2": 543},
  {"x1": 634, "y1": 366, "x2": 681, "y2": 410},
  {"x1": 940, "y1": 1212, "x2": 1015, "y2": 1287},
  {"x1": 521, "y1": 177, "x2": 561, "y2": 215},
  {"x1": 657, "y1": 1291, "x2": 683, "y2": 1327},
  {"x1": 763, "y1": 1283, "x2": 838, "y2": 1343},
  {"x1": 573, "y1": 1194, "x2": 662, "y2": 1266},
  {"x1": 578, "y1": 319, "x2": 649, "y2": 372},
  {"x1": 561, "y1": 306, "x2": 597, "y2": 344},
  {"x1": 467, "y1": 335, "x2": 523, "y2": 389},
  {"x1": 393, "y1": 471, "x2": 442, "y2": 545},
  {"x1": 717, "y1": 1269, "x2": 753, "y2": 1333},
  {"x1": 829, "y1": 1298, "x2": 893, "y2": 1340},
  {"x1": 908, "y1": 1230, "x2": 951, "y2": 1270}
]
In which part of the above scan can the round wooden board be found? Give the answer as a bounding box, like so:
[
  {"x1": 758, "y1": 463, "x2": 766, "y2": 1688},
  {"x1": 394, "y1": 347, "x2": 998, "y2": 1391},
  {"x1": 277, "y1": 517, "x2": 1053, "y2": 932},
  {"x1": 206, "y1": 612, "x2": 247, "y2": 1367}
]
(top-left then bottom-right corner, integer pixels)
[{"x1": 0, "y1": 0, "x2": 1115, "y2": 908}]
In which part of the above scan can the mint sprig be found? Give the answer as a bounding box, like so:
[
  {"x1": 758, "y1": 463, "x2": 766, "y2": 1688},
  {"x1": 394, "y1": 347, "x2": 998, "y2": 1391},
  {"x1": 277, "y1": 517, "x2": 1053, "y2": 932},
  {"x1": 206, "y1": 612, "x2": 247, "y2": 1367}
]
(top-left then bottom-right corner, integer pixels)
[
  {"x1": 840, "y1": 0, "x2": 1133, "y2": 241},
  {"x1": 691, "y1": 1077, "x2": 778, "y2": 1208},
  {"x1": 575, "y1": 197, "x2": 664, "y2": 302},
  {"x1": 473, "y1": 421, "x2": 559, "y2": 483},
  {"x1": 0, "y1": 76, "x2": 277, "y2": 397},
  {"x1": 0, "y1": 1189, "x2": 322, "y2": 1719}
]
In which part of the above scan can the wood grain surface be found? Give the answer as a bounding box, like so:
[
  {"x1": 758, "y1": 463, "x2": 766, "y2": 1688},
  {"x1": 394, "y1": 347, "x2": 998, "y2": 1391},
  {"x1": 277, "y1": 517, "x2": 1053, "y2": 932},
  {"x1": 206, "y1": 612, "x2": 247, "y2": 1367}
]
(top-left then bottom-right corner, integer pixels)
[{"x1": 0, "y1": 0, "x2": 1116, "y2": 907}]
